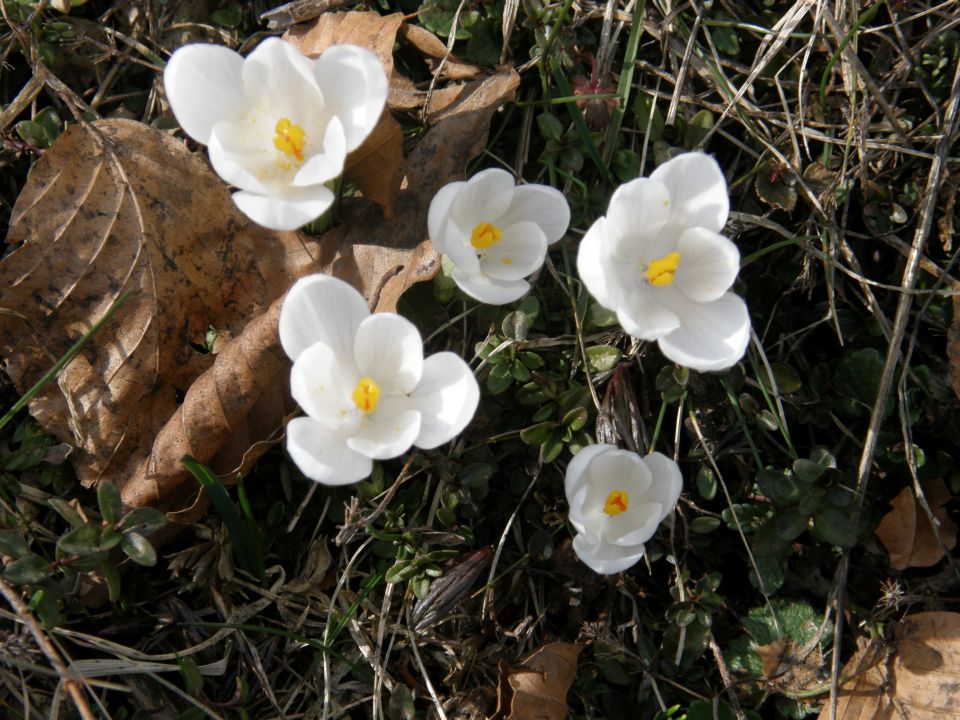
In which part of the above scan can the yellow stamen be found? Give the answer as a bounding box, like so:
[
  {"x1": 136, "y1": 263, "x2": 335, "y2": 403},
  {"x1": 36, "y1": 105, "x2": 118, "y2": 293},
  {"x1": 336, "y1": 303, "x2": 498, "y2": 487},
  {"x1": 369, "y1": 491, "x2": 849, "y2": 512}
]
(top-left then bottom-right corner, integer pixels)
[
  {"x1": 351, "y1": 376, "x2": 381, "y2": 414},
  {"x1": 273, "y1": 117, "x2": 306, "y2": 162},
  {"x1": 470, "y1": 222, "x2": 503, "y2": 250},
  {"x1": 646, "y1": 251, "x2": 681, "y2": 287},
  {"x1": 603, "y1": 490, "x2": 629, "y2": 516}
]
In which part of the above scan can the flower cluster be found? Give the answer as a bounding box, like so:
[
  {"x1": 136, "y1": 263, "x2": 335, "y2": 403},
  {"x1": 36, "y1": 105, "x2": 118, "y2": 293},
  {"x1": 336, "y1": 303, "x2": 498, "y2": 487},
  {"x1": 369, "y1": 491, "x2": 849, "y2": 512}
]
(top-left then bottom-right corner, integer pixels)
[
  {"x1": 565, "y1": 445, "x2": 682, "y2": 574},
  {"x1": 165, "y1": 36, "x2": 754, "y2": 576},
  {"x1": 164, "y1": 38, "x2": 387, "y2": 231},
  {"x1": 278, "y1": 275, "x2": 479, "y2": 485}
]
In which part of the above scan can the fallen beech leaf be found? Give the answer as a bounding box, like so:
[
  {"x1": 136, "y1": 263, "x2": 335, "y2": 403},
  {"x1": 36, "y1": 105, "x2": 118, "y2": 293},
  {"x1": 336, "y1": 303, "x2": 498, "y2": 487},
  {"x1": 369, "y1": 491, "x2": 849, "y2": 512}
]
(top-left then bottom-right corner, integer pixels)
[
  {"x1": 344, "y1": 111, "x2": 404, "y2": 218},
  {"x1": 819, "y1": 612, "x2": 960, "y2": 720},
  {"x1": 0, "y1": 119, "x2": 315, "y2": 495},
  {"x1": 492, "y1": 642, "x2": 582, "y2": 720},
  {"x1": 875, "y1": 478, "x2": 957, "y2": 570},
  {"x1": 398, "y1": 22, "x2": 482, "y2": 81}
]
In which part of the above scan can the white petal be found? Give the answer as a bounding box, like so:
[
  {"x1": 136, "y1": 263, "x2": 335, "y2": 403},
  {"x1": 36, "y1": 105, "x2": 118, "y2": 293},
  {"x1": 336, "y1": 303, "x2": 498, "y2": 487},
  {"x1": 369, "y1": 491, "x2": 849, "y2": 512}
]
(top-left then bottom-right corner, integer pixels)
[
  {"x1": 567, "y1": 484, "x2": 592, "y2": 536},
  {"x1": 616, "y1": 287, "x2": 681, "y2": 341},
  {"x1": 452, "y1": 270, "x2": 530, "y2": 305},
  {"x1": 232, "y1": 186, "x2": 335, "y2": 231},
  {"x1": 585, "y1": 449, "x2": 653, "y2": 497},
  {"x1": 290, "y1": 342, "x2": 360, "y2": 429},
  {"x1": 452, "y1": 168, "x2": 515, "y2": 232},
  {"x1": 658, "y1": 292, "x2": 751, "y2": 371},
  {"x1": 572, "y1": 533, "x2": 646, "y2": 574},
  {"x1": 479, "y1": 222, "x2": 548, "y2": 281},
  {"x1": 292, "y1": 116, "x2": 346, "y2": 187},
  {"x1": 408, "y1": 352, "x2": 480, "y2": 449},
  {"x1": 441, "y1": 223, "x2": 481, "y2": 276},
  {"x1": 606, "y1": 178, "x2": 672, "y2": 259},
  {"x1": 496, "y1": 184, "x2": 570, "y2": 243},
  {"x1": 353, "y1": 313, "x2": 424, "y2": 395},
  {"x1": 242, "y1": 37, "x2": 325, "y2": 120},
  {"x1": 428, "y1": 182, "x2": 464, "y2": 246},
  {"x1": 314, "y1": 44, "x2": 389, "y2": 151},
  {"x1": 347, "y1": 398, "x2": 421, "y2": 460},
  {"x1": 208, "y1": 122, "x2": 272, "y2": 194},
  {"x1": 641, "y1": 452, "x2": 683, "y2": 521},
  {"x1": 577, "y1": 217, "x2": 619, "y2": 310},
  {"x1": 279, "y1": 274, "x2": 369, "y2": 361},
  {"x1": 650, "y1": 152, "x2": 729, "y2": 233},
  {"x1": 164, "y1": 44, "x2": 247, "y2": 145},
  {"x1": 286, "y1": 416, "x2": 372, "y2": 485},
  {"x1": 564, "y1": 443, "x2": 615, "y2": 498},
  {"x1": 673, "y1": 227, "x2": 741, "y2": 302},
  {"x1": 606, "y1": 502, "x2": 664, "y2": 547}
]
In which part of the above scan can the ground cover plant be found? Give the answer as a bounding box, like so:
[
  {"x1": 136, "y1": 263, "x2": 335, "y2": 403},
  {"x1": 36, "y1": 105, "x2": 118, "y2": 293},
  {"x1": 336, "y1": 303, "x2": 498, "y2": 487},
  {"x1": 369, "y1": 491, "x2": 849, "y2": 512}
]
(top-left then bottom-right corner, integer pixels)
[{"x1": 0, "y1": 0, "x2": 959, "y2": 718}]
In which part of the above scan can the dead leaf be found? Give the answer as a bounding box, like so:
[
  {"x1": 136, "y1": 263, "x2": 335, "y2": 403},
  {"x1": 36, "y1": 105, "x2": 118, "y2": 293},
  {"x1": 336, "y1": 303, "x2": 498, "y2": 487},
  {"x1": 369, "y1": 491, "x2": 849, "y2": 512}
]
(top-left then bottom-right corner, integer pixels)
[
  {"x1": 875, "y1": 478, "x2": 957, "y2": 570},
  {"x1": 285, "y1": 11, "x2": 403, "y2": 76},
  {"x1": 398, "y1": 23, "x2": 482, "y2": 81},
  {"x1": 344, "y1": 112, "x2": 404, "y2": 218},
  {"x1": 492, "y1": 642, "x2": 582, "y2": 720},
  {"x1": 819, "y1": 612, "x2": 960, "y2": 720},
  {"x1": 0, "y1": 119, "x2": 315, "y2": 496}
]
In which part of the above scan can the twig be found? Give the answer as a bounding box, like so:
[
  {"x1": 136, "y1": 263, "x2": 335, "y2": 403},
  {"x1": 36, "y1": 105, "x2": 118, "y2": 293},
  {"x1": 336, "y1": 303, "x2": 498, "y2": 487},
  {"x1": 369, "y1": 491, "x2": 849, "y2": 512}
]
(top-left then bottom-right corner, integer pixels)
[{"x1": 0, "y1": 578, "x2": 96, "y2": 720}]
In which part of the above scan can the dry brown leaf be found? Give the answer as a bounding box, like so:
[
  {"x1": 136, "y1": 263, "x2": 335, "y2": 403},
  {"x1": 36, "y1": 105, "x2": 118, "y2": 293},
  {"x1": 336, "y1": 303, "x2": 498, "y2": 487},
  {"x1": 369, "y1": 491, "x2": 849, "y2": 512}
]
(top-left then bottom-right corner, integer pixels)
[
  {"x1": 875, "y1": 478, "x2": 957, "y2": 570},
  {"x1": 398, "y1": 22, "x2": 483, "y2": 81},
  {"x1": 492, "y1": 642, "x2": 582, "y2": 720},
  {"x1": 819, "y1": 612, "x2": 960, "y2": 720},
  {"x1": 285, "y1": 11, "x2": 403, "y2": 75},
  {"x1": 344, "y1": 111, "x2": 404, "y2": 218},
  {"x1": 0, "y1": 119, "x2": 315, "y2": 495}
]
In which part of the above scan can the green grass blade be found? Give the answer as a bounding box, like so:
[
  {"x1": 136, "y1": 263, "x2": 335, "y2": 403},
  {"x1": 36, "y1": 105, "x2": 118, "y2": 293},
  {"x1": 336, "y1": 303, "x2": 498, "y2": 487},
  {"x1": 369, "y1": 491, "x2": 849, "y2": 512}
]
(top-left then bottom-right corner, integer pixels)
[
  {"x1": 0, "y1": 289, "x2": 131, "y2": 434},
  {"x1": 182, "y1": 456, "x2": 265, "y2": 584}
]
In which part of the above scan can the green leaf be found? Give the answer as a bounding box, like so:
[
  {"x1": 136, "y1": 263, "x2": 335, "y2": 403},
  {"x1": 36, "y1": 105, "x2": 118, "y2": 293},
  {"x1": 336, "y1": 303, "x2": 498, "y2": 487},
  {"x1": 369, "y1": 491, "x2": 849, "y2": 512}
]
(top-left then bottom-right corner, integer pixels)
[
  {"x1": 632, "y1": 93, "x2": 665, "y2": 141},
  {"x1": 811, "y1": 506, "x2": 857, "y2": 548},
  {"x1": 696, "y1": 466, "x2": 717, "y2": 500},
  {"x1": 178, "y1": 656, "x2": 204, "y2": 696},
  {"x1": 0, "y1": 530, "x2": 30, "y2": 559},
  {"x1": 756, "y1": 467, "x2": 800, "y2": 505},
  {"x1": 486, "y1": 364, "x2": 513, "y2": 395},
  {"x1": 755, "y1": 161, "x2": 798, "y2": 211},
  {"x1": 3, "y1": 555, "x2": 51, "y2": 584},
  {"x1": 47, "y1": 498, "x2": 85, "y2": 528},
  {"x1": 120, "y1": 507, "x2": 166, "y2": 533},
  {"x1": 58, "y1": 525, "x2": 100, "y2": 556},
  {"x1": 121, "y1": 532, "x2": 157, "y2": 566},
  {"x1": 97, "y1": 481, "x2": 122, "y2": 524},
  {"x1": 585, "y1": 344, "x2": 622, "y2": 373},
  {"x1": 98, "y1": 527, "x2": 122, "y2": 551},
  {"x1": 211, "y1": 2, "x2": 243, "y2": 27},
  {"x1": 101, "y1": 560, "x2": 122, "y2": 602},
  {"x1": 690, "y1": 516, "x2": 721, "y2": 534},
  {"x1": 759, "y1": 363, "x2": 802, "y2": 394},
  {"x1": 684, "y1": 109, "x2": 714, "y2": 148},
  {"x1": 711, "y1": 25, "x2": 741, "y2": 56},
  {"x1": 537, "y1": 112, "x2": 564, "y2": 142},
  {"x1": 792, "y1": 458, "x2": 823, "y2": 483},
  {"x1": 774, "y1": 506, "x2": 809, "y2": 541},
  {"x1": 832, "y1": 347, "x2": 888, "y2": 419},
  {"x1": 562, "y1": 406, "x2": 588, "y2": 432},
  {"x1": 539, "y1": 433, "x2": 564, "y2": 464},
  {"x1": 502, "y1": 310, "x2": 531, "y2": 341}
]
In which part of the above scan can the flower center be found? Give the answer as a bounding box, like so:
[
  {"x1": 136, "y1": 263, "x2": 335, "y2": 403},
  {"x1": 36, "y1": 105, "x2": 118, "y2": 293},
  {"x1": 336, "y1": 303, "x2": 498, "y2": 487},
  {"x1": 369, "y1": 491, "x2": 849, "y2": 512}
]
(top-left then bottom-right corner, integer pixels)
[
  {"x1": 351, "y1": 376, "x2": 381, "y2": 414},
  {"x1": 470, "y1": 222, "x2": 503, "y2": 250},
  {"x1": 273, "y1": 117, "x2": 306, "y2": 162},
  {"x1": 603, "y1": 490, "x2": 629, "y2": 516},
  {"x1": 646, "y1": 251, "x2": 681, "y2": 287}
]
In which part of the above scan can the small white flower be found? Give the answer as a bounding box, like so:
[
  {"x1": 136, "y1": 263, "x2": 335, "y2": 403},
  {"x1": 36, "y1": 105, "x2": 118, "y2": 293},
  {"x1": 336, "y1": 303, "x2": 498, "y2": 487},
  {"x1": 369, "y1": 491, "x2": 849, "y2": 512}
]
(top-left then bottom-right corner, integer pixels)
[
  {"x1": 164, "y1": 38, "x2": 387, "y2": 231},
  {"x1": 428, "y1": 169, "x2": 571, "y2": 305},
  {"x1": 565, "y1": 444, "x2": 681, "y2": 575},
  {"x1": 577, "y1": 152, "x2": 750, "y2": 371},
  {"x1": 279, "y1": 275, "x2": 480, "y2": 485}
]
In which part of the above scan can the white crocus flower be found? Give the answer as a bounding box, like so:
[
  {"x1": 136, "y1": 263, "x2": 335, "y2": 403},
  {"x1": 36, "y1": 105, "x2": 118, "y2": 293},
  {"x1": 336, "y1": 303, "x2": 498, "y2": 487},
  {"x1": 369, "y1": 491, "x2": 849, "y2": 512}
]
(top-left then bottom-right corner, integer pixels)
[
  {"x1": 565, "y1": 444, "x2": 682, "y2": 575},
  {"x1": 428, "y1": 169, "x2": 571, "y2": 305},
  {"x1": 577, "y1": 152, "x2": 750, "y2": 371},
  {"x1": 164, "y1": 37, "x2": 387, "y2": 231},
  {"x1": 279, "y1": 275, "x2": 480, "y2": 485}
]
